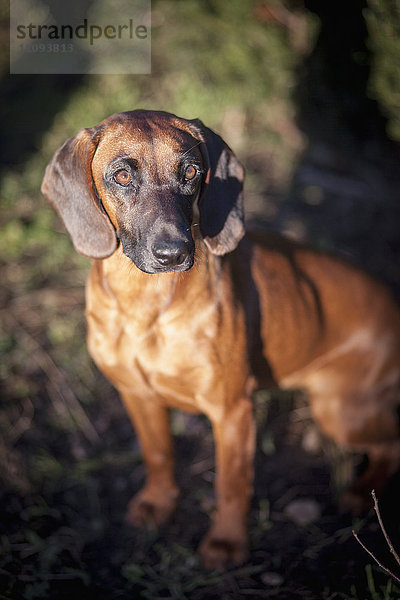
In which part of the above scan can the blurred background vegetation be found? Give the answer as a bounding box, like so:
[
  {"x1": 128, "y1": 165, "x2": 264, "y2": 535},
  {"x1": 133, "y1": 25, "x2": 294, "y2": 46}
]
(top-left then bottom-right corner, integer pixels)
[{"x1": 1, "y1": 1, "x2": 400, "y2": 599}]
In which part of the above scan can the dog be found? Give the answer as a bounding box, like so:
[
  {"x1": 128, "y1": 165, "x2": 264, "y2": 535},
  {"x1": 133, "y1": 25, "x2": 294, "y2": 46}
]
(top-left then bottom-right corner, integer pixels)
[{"x1": 41, "y1": 110, "x2": 400, "y2": 569}]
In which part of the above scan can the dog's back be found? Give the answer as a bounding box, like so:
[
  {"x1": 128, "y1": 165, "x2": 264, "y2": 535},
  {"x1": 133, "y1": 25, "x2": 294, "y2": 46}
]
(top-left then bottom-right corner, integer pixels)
[{"x1": 246, "y1": 233, "x2": 400, "y2": 512}]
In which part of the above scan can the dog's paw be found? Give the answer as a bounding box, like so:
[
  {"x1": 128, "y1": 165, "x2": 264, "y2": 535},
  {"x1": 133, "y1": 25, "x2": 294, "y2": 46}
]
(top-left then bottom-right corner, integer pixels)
[
  {"x1": 125, "y1": 487, "x2": 178, "y2": 528},
  {"x1": 198, "y1": 532, "x2": 248, "y2": 570}
]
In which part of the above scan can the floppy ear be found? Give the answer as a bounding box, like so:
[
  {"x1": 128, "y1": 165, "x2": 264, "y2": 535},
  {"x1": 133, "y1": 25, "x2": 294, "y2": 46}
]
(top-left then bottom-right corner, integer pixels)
[
  {"x1": 41, "y1": 127, "x2": 117, "y2": 259},
  {"x1": 190, "y1": 119, "x2": 245, "y2": 255}
]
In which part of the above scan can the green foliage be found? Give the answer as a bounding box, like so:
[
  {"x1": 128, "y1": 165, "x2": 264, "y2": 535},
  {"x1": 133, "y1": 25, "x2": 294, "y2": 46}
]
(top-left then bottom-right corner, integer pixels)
[
  {"x1": 152, "y1": 0, "x2": 297, "y2": 118},
  {"x1": 122, "y1": 542, "x2": 264, "y2": 599},
  {"x1": 365, "y1": 0, "x2": 400, "y2": 140},
  {"x1": 339, "y1": 564, "x2": 400, "y2": 600}
]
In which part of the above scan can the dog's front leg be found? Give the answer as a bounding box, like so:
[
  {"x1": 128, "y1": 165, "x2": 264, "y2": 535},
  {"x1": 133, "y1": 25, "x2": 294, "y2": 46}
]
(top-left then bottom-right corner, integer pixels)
[
  {"x1": 120, "y1": 391, "x2": 179, "y2": 528},
  {"x1": 199, "y1": 395, "x2": 256, "y2": 569}
]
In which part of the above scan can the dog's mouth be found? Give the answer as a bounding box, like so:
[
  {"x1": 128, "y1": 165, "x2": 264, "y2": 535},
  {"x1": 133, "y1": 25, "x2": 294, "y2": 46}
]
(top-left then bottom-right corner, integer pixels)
[{"x1": 132, "y1": 255, "x2": 195, "y2": 274}]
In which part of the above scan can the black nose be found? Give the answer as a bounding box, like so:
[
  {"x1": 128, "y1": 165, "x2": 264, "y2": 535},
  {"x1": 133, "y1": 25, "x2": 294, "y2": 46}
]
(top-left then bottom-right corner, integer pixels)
[{"x1": 152, "y1": 240, "x2": 192, "y2": 267}]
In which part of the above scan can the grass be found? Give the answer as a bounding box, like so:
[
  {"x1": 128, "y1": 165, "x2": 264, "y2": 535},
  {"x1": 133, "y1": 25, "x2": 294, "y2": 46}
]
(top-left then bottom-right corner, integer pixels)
[{"x1": 338, "y1": 565, "x2": 400, "y2": 600}]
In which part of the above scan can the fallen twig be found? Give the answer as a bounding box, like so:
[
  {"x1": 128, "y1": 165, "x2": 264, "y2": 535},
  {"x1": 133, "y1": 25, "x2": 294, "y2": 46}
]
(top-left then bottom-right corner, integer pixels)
[
  {"x1": 372, "y1": 489, "x2": 400, "y2": 567},
  {"x1": 352, "y1": 530, "x2": 400, "y2": 584},
  {"x1": 352, "y1": 490, "x2": 400, "y2": 585}
]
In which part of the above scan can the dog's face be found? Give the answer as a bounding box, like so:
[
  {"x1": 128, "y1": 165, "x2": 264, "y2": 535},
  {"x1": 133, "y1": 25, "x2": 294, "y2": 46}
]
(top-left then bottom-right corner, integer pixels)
[
  {"x1": 41, "y1": 110, "x2": 245, "y2": 273},
  {"x1": 92, "y1": 112, "x2": 203, "y2": 273}
]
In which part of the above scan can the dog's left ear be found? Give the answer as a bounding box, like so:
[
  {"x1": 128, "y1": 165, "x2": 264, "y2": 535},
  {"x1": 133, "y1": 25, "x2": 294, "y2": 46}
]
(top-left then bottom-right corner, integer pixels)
[{"x1": 189, "y1": 119, "x2": 245, "y2": 255}]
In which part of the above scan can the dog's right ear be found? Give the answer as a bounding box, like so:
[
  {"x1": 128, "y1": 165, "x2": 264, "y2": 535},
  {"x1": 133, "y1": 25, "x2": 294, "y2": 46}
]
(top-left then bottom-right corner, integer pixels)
[{"x1": 41, "y1": 127, "x2": 117, "y2": 259}]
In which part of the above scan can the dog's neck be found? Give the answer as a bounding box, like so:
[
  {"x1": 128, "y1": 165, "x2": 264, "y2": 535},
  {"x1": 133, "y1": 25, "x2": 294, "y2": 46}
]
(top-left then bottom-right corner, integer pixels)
[{"x1": 89, "y1": 240, "x2": 221, "y2": 326}]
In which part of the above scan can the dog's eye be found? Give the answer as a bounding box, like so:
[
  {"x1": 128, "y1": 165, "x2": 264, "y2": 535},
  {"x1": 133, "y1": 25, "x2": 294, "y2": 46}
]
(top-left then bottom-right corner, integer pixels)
[
  {"x1": 184, "y1": 165, "x2": 198, "y2": 181},
  {"x1": 114, "y1": 169, "x2": 132, "y2": 186}
]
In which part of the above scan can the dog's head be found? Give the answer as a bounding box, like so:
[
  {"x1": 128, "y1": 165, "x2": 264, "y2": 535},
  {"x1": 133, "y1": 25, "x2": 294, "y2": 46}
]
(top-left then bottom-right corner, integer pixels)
[{"x1": 41, "y1": 110, "x2": 245, "y2": 274}]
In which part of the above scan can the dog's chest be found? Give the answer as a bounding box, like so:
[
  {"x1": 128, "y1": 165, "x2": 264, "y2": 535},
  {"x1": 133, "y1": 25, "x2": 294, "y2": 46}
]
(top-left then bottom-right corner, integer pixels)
[{"x1": 86, "y1": 285, "x2": 220, "y2": 409}]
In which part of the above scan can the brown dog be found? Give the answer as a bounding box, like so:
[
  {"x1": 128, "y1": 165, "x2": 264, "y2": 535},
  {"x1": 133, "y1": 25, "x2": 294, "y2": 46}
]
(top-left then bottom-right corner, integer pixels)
[{"x1": 41, "y1": 110, "x2": 400, "y2": 569}]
